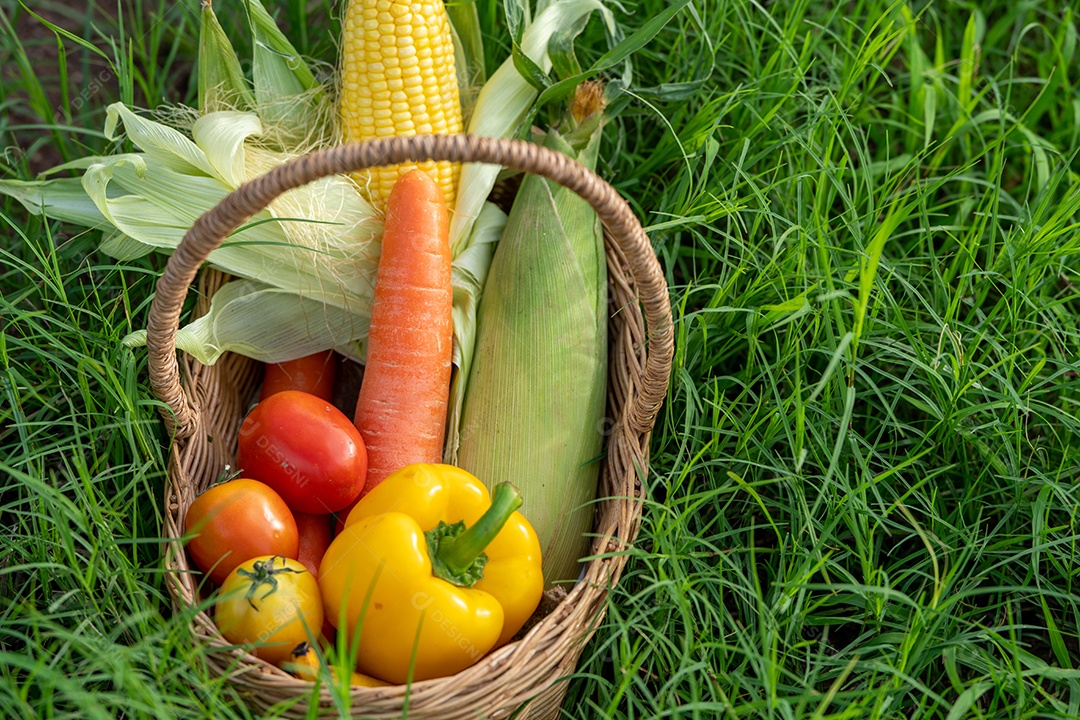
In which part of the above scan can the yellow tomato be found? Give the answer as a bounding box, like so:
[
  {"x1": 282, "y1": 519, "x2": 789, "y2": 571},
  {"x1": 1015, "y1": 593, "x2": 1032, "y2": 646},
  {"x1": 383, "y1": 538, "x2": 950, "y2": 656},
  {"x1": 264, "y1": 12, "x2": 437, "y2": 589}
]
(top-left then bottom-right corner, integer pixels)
[
  {"x1": 215, "y1": 555, "x2": 323, "y2": 666},
  {"x1": 281, "y1": 642, "x2": 390, "y2": 687}
]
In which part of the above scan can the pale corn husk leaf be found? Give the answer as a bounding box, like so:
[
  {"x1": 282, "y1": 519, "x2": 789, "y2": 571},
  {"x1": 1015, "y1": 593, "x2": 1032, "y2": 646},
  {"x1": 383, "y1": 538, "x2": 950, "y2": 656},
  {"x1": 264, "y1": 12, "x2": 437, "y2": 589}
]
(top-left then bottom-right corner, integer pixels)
[
  {"x1": 81, "y1": 154, "x2": 227, "y2": 247},
  {"x1": 99, "y1": 230, "x2": 154, "y2": 260},
  {"x1": 88, "y1": 106, "x2": 380, "y2": 310},
  {"x1": 0, "y1": 176, "x2": 107, "y2": 228},
  {"x1": 0, "y1": 153, "x2": 374, "y2": 368},
  {"x1": 456, "y1": 124, "x2": 607, "y2": 587},
  {"x1": 199, "y1": 0, "x2": 255, "y2": 113},
  {"x1": 97, "y1": 108, "x2": 379, "y2": 363},
  {"x1": 192, "y1": 111, "x2": 263, "y2": 187},
  {"x1": 38, "y1": 155, "x2": 112, "y2": 175},
  {"x1": 82, "y1": 154, "x2": 339, "y2": 289},
  {"x1": 1, "y1": 105, "x2": 377, "y2": 366},
  {"x1": 444, "y1": 201, "x2": 507, "y2": 462},
  {"x1": 104, "y1": 103, "x2": 219, "y2": 178},
  {"x1": 449, "y1": 0, "x2": 614, "y2": 256},
  {"x1": 123, "y1": 279, "x2": 369, "y2": 364}
]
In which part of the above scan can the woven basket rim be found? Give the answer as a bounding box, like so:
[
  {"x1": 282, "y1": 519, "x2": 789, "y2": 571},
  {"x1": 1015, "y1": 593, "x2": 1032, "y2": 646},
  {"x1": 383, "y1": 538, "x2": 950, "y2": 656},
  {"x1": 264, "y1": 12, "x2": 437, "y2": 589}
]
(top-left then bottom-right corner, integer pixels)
[{"x1": 148, "y1": 134, "x2": 674, "y2": 719}]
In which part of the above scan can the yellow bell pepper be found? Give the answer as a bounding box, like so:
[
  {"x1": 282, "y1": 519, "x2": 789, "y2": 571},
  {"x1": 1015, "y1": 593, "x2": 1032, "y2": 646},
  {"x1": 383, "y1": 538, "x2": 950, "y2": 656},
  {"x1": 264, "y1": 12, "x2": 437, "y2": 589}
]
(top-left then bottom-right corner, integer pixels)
[{"x1": 318, "y1": 463, "x2": 543, "y2": 683}]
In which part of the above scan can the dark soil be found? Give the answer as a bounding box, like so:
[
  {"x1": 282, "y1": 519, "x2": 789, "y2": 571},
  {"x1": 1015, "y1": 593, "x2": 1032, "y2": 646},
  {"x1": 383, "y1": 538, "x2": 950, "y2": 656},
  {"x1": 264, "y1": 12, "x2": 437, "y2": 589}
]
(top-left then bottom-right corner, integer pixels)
[{"x1": 1, "y1": 3, "x2": 153, "y2": 174}]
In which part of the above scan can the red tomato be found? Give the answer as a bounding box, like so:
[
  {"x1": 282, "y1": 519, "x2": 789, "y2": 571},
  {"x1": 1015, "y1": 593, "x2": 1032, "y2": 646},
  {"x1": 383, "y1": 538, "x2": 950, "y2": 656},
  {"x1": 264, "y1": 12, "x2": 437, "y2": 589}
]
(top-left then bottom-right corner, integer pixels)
[
  {"x1": 261, "y1": 351, "x2": 337, "y2": 402},
  {"x1": 236, "y1": 391, "x2": 367, "y2": 514},
  {"x1": 294, "y1": 512, "x2": 334, "y2": 579},
  {"x1": 185, "y1": 479, "x2": 299, "y2": 586}
]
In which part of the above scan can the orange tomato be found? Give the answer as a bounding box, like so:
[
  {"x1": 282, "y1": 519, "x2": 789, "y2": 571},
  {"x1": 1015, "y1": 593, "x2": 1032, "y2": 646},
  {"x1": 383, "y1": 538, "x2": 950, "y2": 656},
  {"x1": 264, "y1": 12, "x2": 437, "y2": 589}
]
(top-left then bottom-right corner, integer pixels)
[{"x1": 185, "y1": 479, "x2": 299, "y2": 585}]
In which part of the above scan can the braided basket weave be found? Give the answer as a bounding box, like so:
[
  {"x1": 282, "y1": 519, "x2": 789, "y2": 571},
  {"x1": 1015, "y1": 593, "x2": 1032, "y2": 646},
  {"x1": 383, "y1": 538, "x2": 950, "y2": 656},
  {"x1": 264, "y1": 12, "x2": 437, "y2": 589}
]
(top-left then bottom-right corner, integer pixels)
[{"x1": 149, "y1": 135, "x2": 673, "y2": 719}]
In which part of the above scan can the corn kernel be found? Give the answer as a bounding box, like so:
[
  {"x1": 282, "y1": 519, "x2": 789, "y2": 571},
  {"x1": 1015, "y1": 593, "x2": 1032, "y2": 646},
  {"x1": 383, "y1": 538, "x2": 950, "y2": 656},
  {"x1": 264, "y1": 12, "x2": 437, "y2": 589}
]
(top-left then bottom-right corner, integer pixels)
[{"x1": 341, "y1": 0, "x2": 462, "y2": 208}]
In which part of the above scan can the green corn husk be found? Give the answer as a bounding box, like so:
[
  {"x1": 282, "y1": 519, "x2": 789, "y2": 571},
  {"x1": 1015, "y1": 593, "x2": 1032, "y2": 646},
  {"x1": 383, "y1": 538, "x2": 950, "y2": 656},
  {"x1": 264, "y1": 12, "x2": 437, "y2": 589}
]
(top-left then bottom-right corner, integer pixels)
[
  {"x1": 456, "y1": 84, "x2": 608, "y2": 587},
  {"x1": 198, "y1": 0, "x2": 254, "y2": 113},
  {"x1": 444, "y1": 0, "x2": 615, "y2": 454}
]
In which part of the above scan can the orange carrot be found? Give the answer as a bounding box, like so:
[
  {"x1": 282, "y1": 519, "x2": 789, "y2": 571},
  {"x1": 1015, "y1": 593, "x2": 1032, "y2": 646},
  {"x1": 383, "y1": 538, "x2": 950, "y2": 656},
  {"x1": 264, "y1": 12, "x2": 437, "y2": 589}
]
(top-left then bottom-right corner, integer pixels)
[
  {"x1": 353, "y1": 169, "x2": 452, "y2": 494},
  {"x1": 261, "y1": 350, "x2": 337, "y2": 402}
]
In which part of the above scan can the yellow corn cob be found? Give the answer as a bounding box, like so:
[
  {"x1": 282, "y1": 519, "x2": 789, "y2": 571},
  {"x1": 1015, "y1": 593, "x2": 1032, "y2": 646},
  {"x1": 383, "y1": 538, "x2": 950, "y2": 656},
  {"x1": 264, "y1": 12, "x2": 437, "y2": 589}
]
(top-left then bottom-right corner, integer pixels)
[{"x1": 341, "y1": 0, "x2": 463, "y2": 209}]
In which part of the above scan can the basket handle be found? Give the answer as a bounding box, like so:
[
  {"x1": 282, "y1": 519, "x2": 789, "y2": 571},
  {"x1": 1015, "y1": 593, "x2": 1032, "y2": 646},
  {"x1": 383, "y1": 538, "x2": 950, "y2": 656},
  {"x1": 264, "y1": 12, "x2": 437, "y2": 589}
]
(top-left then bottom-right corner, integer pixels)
[{"x1": 146, "y1": 134, "x2": 674, "y2": 439}]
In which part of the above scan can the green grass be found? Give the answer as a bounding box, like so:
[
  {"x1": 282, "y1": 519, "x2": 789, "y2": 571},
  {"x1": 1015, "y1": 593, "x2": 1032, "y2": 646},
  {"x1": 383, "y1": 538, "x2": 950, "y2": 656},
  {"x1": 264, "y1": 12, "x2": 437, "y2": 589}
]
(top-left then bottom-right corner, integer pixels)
[{"x1": 2, "y1": 0, "x2": 1079, "y2": 718}]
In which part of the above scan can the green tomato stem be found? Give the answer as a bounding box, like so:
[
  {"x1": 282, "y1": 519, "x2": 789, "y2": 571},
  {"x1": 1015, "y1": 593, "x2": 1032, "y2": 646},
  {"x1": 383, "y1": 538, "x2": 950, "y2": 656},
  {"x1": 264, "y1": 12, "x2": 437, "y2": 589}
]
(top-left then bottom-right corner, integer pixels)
[{"x1": 236, "y1": 556, "x2": 302, "y2": 609}]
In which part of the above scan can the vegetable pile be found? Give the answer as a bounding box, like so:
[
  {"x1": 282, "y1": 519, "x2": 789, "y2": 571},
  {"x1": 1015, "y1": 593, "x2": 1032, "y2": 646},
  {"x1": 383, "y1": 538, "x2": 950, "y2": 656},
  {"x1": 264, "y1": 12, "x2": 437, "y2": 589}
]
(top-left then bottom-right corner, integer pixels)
[
  {"x1": 190, "y1": 423, "x2": 542, "y2": 682},
  {"x1": 2, "y1": 0, "x2": 632, "y2": 686}
]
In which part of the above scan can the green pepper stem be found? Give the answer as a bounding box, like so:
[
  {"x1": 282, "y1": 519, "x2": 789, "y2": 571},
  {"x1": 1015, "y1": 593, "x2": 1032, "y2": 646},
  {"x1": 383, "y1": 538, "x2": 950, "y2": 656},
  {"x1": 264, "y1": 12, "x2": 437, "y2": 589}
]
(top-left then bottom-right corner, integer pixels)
[{"x1": 437, "y1": 483, "x2": 522, "y2": 575}]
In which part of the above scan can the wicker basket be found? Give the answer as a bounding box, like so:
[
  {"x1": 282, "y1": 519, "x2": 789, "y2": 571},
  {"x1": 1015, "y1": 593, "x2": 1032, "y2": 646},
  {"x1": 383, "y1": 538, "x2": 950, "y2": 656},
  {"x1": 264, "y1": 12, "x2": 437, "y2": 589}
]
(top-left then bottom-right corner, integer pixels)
[{"x1": 148, "y1": 135, "x2": 673, "y2": 719}]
